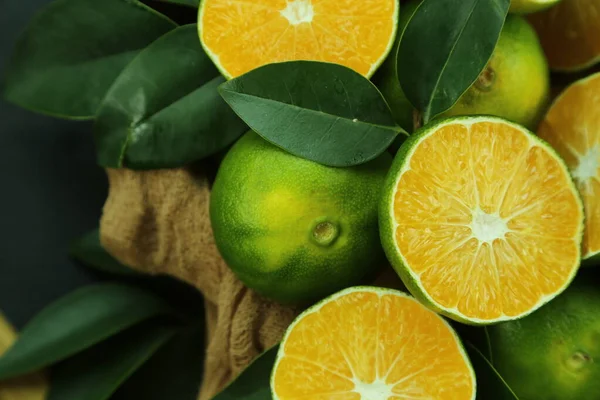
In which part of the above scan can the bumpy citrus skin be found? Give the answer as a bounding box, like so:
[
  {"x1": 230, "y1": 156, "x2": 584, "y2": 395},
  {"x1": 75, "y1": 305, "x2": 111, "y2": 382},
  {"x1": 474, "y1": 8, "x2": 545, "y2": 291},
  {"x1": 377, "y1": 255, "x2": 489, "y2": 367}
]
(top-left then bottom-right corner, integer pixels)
[
  {"x1": 379, "y1": 12, "x2": 550, "y2": 131},
  {"x1": 210, "y1": 132, "x2": 392, "y2": 304},
  {"x1": 488, "y1": 275, "x2": 600, "y2": 400},
  {"x1": 441, "y1": 16, "x2": 549, "y2": 129}
]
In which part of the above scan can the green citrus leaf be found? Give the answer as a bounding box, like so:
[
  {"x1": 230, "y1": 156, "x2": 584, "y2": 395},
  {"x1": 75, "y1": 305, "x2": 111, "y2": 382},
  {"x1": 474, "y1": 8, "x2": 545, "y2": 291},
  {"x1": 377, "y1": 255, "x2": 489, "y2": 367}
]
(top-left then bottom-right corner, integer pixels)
[
  {"x1": 213, "y1": 346, "x2": 277, "y2": 400},
  {"x1": 0, "y1": 284, "x2": 173, "y2": 380},
  {"x1": 397, "y1": 0, "x2": 510, "y2": 123},
  {"x1": 70, "y1": 229, "x2": 137, "y2": 276},
  {"x1": 48, "y1": 321, "x2": 177, "y2": 400},
  {"x1": 95, "y1": 24, "x2": 246, "y2": 169},
  {"x1": 112, "y1": 325, "x2": 205, "y2": 400},
  {"x1": 218, "y1": 61, "x2": 404, "y2": 167},
  {"x1": 154, "y1": 0, "x2": 199, "y2": 6},
  {"x1": 3, "y1": 0, "x2": 177, "y2": 119}
]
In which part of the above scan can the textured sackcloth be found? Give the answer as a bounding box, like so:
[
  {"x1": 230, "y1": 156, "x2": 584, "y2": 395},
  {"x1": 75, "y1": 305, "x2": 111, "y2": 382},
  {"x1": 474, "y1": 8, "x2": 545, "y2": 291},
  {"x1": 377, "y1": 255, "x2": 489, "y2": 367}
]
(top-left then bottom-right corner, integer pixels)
[{"x1": 99, "y1": 165, "x2": 403, "y2": 400}]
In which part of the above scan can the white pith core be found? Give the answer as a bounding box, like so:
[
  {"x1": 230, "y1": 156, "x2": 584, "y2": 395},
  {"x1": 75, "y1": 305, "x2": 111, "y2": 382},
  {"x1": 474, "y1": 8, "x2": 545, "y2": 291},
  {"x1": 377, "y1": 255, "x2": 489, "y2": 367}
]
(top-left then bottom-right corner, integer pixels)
[
  {"x1": 353, "y1": 378, "x2": 394, "y2": 399},
  {"x1": 280, "y1": 0, "x2": 314, "y2": 25},
  {"x1": 470, "y1": 207, "x2": 509, "y2": 243},
  {"x1": 572, "y1": 145, "x2": 600, "y2": 185}
]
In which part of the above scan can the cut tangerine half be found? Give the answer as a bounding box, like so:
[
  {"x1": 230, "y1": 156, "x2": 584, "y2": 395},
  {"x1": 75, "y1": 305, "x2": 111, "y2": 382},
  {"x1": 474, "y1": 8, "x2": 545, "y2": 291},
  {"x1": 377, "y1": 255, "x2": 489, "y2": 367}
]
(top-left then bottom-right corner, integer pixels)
[
  {"x1": 379, "y1": 116, "x2": 584, "y2": 324},
  {"x1": 529, "y1": 0, "x2": 600, "y2": 72},
  {"x1": 198, "y1": 0, "x2": 398, "y2": 78},
  {"x1": 271, "y1": 287, "x2": 476, "y2": 400},
  {"x1": 537, "y1": 72, "x2": 600, "y2": 260}
]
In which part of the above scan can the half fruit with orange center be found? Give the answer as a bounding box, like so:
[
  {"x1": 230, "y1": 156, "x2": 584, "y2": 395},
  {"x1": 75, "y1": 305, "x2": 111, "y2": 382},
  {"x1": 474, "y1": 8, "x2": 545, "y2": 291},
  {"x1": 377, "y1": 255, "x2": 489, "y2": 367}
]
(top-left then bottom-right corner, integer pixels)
[
  {"x1": 199, "y1": 0, "x2": 398, "y2": 78},
  {"x1": 380, "y1": 116, "x2": 584, "y2": 324},
  {"x1": 272, "y1": 287, "x2": 476, "y2": 400},
  {"x1": 537, "y1": 72, "x2": 600, "y2": 261}
]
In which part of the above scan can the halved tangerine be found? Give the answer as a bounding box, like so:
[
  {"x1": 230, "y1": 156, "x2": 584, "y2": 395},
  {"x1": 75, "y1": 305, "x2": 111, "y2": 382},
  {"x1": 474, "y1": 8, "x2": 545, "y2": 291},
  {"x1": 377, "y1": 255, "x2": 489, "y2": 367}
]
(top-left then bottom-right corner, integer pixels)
[
  {"x1": 271, "y1": 287, "x2": 476, "y2": 400},
  {"x1": 529, "y1": 0, "x2": 600, "y2": 72},
  {"x1": 198, "y1": 0, "x2": 398, "y2": 78},
  {"x1": 379, "y1": 116, "x2": 584, "y2": 324},
  {"x1": 537, "y1": 72, "x2": 600, "y2": 260}
]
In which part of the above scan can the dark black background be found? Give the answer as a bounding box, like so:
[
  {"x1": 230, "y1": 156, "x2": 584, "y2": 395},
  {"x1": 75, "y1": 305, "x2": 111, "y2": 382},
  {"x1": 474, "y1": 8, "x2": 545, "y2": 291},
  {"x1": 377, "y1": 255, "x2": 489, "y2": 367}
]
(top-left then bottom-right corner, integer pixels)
[{"x1": 0, "y1": 0, "x2": 107, "y2": 329}]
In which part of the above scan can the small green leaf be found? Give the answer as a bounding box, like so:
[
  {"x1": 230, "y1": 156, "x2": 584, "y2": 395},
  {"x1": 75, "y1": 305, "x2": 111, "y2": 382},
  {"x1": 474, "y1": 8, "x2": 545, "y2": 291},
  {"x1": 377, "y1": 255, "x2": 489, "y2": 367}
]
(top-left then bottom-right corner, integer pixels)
[
  {"x1": 70, "y1": 229, "x2": 137, "y2": 276},
  {"x1": 219, "y1": 61, "x2": 403, "y2": 167},
  {"x1": 3, "y1": 0, "x2": 177, "y2": 119},
  {"x1": 397, "y1": 0, "x2": 510, "y2": 123},
  {"x1": 112, "y1": 325, "x2": 205, "y2": 400},
  {"x1": 94, "y1": 24, "x2": 246, "y2": 169},
  {"x1": 466, "y1": 341, "x2": 520, "y2": 400},
  {"x1": 48, "y1": 321, "x2": 177, "y2": 400},
  {"x1": 213, "y1": 346, "x2": 278, "y2": 400},
  {"x1": 0, "y1": 284, "x2": 173, "y2": 380}
]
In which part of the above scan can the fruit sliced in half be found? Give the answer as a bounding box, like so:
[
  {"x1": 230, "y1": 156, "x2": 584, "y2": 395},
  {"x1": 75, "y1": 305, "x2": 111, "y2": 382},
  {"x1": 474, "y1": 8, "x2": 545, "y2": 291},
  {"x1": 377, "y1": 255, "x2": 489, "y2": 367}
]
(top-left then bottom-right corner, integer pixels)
[
  {"x1": 380, "y1": 116, "x2": 584, "y2": 324},
  {"x1": 529, "y1": 0, "x2": 600, "y2": 71},
  {"x1": 198, "y1": 0, "x2": 398, "y2": 78},
  {"x1": 271, "y1": 287, "x2": 476, "y2": 400},
  {"x1": 537, "y1": 72, "x2": 600, "y2": 260}
]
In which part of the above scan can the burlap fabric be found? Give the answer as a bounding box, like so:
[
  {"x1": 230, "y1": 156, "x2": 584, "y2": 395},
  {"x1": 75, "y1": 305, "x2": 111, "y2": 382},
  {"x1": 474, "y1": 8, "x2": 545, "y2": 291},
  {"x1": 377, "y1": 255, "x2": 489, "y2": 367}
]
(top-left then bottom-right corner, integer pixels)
[{"x1": 99, "y1": 165, "x2": 402, "y2": 399}]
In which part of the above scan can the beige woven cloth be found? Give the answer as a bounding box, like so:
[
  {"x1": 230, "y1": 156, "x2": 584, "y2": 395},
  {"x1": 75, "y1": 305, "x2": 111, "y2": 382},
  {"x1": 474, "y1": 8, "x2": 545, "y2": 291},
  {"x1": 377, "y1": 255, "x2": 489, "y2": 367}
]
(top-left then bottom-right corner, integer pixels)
[{"x1": 99, "y1": 166, "x2": 402, "y2": 400}]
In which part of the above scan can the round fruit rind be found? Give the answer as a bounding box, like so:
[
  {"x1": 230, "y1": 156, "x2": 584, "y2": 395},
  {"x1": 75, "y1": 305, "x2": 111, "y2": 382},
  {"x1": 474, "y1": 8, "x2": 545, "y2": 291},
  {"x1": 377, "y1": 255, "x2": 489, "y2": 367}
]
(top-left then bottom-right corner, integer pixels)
[
  {"x1": 271, "y1": 286, "x2": 477, "y2": 400},
  {"x1": 210, "y1": 132, "x2": 392, "y2": 304},
  {"x1": 379, "y1": 115, "x2": 584, "y2": 325},
  {"x1": 378, "y1": 12, "x2": 549, "y2": 131},
  {"x1": 488, "y1": 276, "x2": 600, "y2": 399}
]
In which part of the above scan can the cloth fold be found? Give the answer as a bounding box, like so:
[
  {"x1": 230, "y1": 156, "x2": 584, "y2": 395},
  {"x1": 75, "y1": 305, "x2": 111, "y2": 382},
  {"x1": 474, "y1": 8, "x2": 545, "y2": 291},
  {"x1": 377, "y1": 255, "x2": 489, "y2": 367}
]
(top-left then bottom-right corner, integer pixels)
[
  {"x1": 99, "y1": 166, "x2": 297, "y2": 400},
  {"x1": 99, "y1": 165, "x2": 403, "y2": 399}
]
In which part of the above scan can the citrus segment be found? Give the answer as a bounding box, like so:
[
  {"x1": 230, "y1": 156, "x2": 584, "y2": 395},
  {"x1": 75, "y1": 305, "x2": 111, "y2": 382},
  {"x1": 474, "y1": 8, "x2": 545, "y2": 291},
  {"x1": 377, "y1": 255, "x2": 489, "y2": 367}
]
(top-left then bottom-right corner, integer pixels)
[
  {"x1": 529, "y1": 0, "x2": 600, "y2": 71},
  {"x1": 199, "y1": 0, "x2": 398, "y2": 78},
  {"x1": 272, "y1": 287, "x2": 476, "y2": 400},
  {"x1": 380, "y1": 117, "x2": 583, "y2": 324},
  {"x1": 537, "y1": 72, "x2": 600, "y2": 259}
]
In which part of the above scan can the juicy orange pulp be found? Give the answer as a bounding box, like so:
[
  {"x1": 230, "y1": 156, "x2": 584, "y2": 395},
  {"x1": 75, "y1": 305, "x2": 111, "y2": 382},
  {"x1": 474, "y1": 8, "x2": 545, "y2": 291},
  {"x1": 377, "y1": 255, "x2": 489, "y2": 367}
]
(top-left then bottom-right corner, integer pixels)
[
  {"x1": 393, "y1": 120, "x2": 582, "y2": 322},
  {"x1": 200, "y1": 0, "x2": 397, "y2": 78},
  {"x1": 537, "y1": 73, "x2": 600, "y2": 259},
  {"x1": 272, "y1": 289, "x2": 475, "y2": 400},
  {"x1": 529, "y1": 0, "x2": 600, "y2": 71}
]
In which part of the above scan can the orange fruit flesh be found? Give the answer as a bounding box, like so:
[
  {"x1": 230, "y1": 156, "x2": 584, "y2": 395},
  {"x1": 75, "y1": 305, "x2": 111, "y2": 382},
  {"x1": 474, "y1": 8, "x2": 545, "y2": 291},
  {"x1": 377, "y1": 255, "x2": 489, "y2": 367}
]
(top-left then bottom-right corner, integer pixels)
[
  {"x1": 529, "y1": 0, "x2": 600, "y2": 71},
  {"x1": 393, "y1": 121, "x2": 582, "y2": 322},
  {"x1": 200, "y1": 0, "x2": 397, "y2": 78},
  {"x1": 537, "y1": 73, "x2": 600, "y2": 259},
  {"x1": 272, "y1": 289, "x2": 475, "y2": 400}
]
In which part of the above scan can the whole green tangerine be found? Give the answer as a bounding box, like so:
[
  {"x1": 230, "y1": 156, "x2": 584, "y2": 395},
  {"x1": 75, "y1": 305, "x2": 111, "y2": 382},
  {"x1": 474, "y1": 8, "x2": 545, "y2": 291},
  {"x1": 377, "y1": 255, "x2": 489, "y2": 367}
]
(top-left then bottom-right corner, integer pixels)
[{"x1": 210, "y1": 131, "x2": 391, "y2": 304}]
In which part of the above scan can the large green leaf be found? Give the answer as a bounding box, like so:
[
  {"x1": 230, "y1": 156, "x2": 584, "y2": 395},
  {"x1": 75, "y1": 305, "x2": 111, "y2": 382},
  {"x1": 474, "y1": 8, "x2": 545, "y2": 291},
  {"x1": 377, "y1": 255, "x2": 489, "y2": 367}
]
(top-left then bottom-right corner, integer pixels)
[
  {"x1": 3, "y1": 0, "x2": 177, "y2": 119},
  {"x1": 70, "y1": 229, "x2": 138, "y2": 276},
  {"x1": 48, "y1": 322, "x2": 177, "y2": 400},
  {"x1": 112, "y1": 325, "x2": 205, "y2": 400},
  {"x1": 397, "y1": 0, "x2": 510, "y2": 123},
  {"x1": 213, "y1": 346, "x2": 278, "y2": 400},
  {"x1": 94, "y1": 24, "x2": 246, "y2": 169},
  {"x1": 0, "y1": 284, "x2": 173, "y2": 380},
  {"x1": 219, "y1": 61, "x2": 403, "y2": 167}
]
